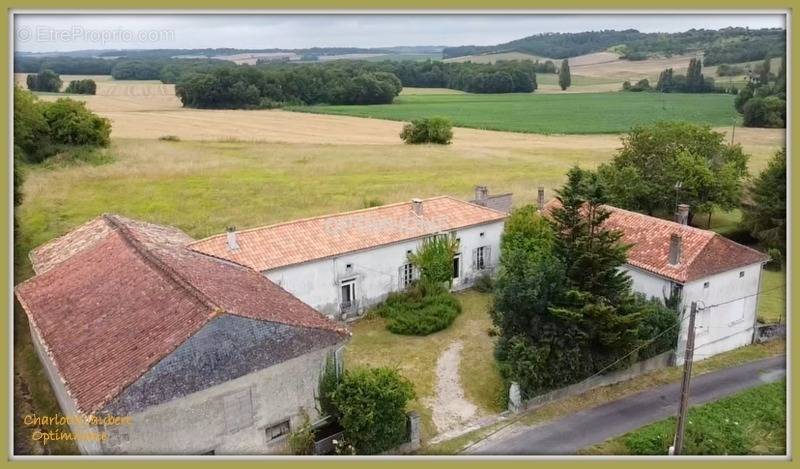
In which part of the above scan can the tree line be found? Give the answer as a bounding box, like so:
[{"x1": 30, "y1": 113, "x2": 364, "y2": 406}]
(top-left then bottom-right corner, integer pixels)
[
  {"x1": 173, "y1": 59, "x2": 546, "y2": 109},
  {"x1": 622, "y1": 58, "x2": 730, "y2": 94},
  {"x1": 734, "y1": 55, "x2": 786, "y2": 128},
  {"x1": 174, "y1": 64, "x2": 403, "y2": 108},
  {"x1": 442, "y1": 27, "x2": 785, "y2": 63}
]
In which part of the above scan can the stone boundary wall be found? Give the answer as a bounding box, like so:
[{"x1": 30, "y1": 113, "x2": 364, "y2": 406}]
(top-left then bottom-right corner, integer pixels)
[{"x1": 509, "y1": 350, "x2": 676, "y2": 413}]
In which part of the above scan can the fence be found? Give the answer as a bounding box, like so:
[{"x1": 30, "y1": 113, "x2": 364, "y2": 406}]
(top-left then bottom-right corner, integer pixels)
[{"x1": 508, "y1": 350, "x2": 676, "y2": 413}]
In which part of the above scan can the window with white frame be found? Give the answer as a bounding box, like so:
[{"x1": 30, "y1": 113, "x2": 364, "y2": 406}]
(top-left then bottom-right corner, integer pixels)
[{"x1": 265, "y1": 420, "x2": 290, "y2": 442}]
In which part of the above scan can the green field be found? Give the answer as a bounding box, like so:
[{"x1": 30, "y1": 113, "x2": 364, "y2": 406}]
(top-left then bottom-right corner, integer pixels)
[
  {"x1": 294, "y1": 92, "x2": 739, "y2": 134},
  {"x1": 584, "y1": 380, "x2": 786, "y2": 455}
]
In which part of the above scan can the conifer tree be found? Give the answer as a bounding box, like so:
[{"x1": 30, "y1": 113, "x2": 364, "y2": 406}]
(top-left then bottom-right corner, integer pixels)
[{"x1": 558, "y1": 59, "x2": 571, "y2": 90}]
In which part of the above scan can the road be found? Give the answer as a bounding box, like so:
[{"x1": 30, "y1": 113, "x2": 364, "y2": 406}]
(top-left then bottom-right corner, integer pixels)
[{"x1": 467, "y1": 356, "x2": 786, "y2": 455}]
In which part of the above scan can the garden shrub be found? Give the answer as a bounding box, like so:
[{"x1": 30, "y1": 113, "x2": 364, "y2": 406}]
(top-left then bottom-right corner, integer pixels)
[
  {"x1": 373, "y1": 285, "x2": 461, "y2": 336},
  {"x1": 287, "y1": 410, "x2": 315, "y2": 455},
  {"x1": 400, "y1": 117, "x2": 453, "y2": 144},
  {"x1": 317, "y1": 355, "x2": 339, "y2": 419},
  {"x1": 634, "y1": 295, "x2": 680, "y2": 360},
  {"x1": 41, "y1": 99, "x2": 111, "y2": 147},
  {"x1": 765, "y1": 248, "x2": 782, "y2": 271},
  {"x1": 473, "y1": 272, "x2": 495, "y2": 293},
  {"x1": 158, "y1": 135, "x2": 181, "y2": 142},
  {"x1": 329, "y1": 367, "x2": 415, "y2": 455}
]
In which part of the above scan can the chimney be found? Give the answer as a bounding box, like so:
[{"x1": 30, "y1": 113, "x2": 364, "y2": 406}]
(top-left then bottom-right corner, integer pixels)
[
  {"x1": 675, "y1": 204, "x2": 690, "y2": 225},
  {"x1": 669, "y1": 233, "x2": 682, "y2": 265},
  {"x1": 411, "y1": 198, "x2": 423, "y2": 217},
  {"x1": 226, "y1": 226, "x2": 239, "y2": 251},
  {"x1": 537, "y1": 187, "x2": 545, "y2": 211},
  {"x1": 474, "y1": 185, "x2": 488, "y2": 203}
]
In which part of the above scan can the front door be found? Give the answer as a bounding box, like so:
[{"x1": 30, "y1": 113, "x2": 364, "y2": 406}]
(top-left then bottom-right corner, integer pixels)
[
  {"x1": 340, "y1": 280, "x2": 356, "y2": 313},
  {"x1": 452, "y1": 254, "x2": 461, "y2": 286}
]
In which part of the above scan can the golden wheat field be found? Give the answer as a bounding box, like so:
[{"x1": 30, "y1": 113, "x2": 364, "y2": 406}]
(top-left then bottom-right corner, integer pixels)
[{"x1": 15, "y1": 73, "x2": 783, "y2": 165}]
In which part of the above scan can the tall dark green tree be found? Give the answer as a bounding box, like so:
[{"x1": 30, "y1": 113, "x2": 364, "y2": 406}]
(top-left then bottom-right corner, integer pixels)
[
  {"x1": 741, "y1": 148, "x2": 786, "y2": 255},
  {"x1": 758, "y1": 54, "x2": 771, "y2": 86},
  {"x1": 656, "y1": 68, "x2": 675, "y2": 92},
  {"x1": 492, "y1": 169, "x2": 678, "y2": 396},
  {"x1": 558, "y1": 59, "x2": 571, "y2": 91},
  {"x1": 685, "y1": 58, "x2": 705, "y2": 92}
]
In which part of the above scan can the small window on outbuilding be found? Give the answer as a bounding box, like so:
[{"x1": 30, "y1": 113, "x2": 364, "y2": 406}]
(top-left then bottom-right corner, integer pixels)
[
  {"x1": 739, "y1": 271, "x2": 745, "y2": 278},
  {"x1": 703, "y1": 281, "x2": 710, "y2": 288},
  {"x1": 479, "y1": 232, "x2": 485, "y2": 238},
  {"x1": 266, "y1": 420, "x2": 290, "y2": 442}
]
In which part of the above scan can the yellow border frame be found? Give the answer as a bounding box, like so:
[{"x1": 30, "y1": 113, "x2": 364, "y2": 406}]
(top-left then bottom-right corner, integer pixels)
[{"x1": 2, "y1": 3, "x2": 795, "y2": 467}]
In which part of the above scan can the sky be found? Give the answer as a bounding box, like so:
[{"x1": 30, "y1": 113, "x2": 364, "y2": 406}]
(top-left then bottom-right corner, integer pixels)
[{"x1": 14, "y1": 13, "x2": 786, "y2": 53}]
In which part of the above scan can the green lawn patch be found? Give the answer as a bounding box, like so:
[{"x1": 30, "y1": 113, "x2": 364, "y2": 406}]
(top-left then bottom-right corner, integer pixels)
[
  {"x1": 758, "y1": 267, "x2": 786, "y2": 324},
  {"x1": 346, "y1": 290, "x2": 501, "y2": 443},
  {"x1": 586, "y1": 380, "x2": 786, "y2": 455},
  {"x1": 292, "y1": 92, "x2": 738, "y2": 134}
]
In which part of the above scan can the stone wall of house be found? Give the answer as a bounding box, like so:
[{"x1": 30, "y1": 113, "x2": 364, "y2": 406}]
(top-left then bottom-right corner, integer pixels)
[
  {"x1": 98, "y1": 344, "x2": 340, "y2": 455},
  {"x1": 29, "y1": 326, "x2": 104, "y2": 454}
]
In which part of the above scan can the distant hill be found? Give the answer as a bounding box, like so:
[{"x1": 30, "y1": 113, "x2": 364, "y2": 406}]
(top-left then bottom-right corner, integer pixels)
[{"x1": 442, "y1": 28, "x2": 786, "y2": 64}]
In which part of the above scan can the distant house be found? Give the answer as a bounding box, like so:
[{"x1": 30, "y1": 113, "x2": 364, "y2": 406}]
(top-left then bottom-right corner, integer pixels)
[
  {"x1": 543, "y1": 200, "x2": 769, "y2": 363},
  {"x1": 15, "y1": 214, "x2": 349, "y2": 455},
  {"x1": 190, "y1": 196, "x2": 507, "y2": 319}
]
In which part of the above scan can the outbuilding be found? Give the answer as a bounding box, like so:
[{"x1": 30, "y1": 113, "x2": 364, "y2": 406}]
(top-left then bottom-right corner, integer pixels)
[{"x1": 15, "y1": 214, "x2": 349, "y2": 455}]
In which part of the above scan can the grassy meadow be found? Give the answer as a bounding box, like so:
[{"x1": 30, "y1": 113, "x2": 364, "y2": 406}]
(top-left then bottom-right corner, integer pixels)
[
  {"x1": 584, "y1": 380, "x2": 786, "y2": 455},
  {"x1": 294, "y1": 92, "x2": 739, "y2": 134}
]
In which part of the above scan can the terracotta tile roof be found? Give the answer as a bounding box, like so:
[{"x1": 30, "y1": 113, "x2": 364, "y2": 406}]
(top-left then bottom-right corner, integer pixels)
[
  {"x1": 189, "y1": 196, "x2": 507, "y2": 271},
  {"x1": 15, "y1": 214, "x2": 348, "y2": 415},
  {"x1": 543, "y1": 200, "x2": 768, "y2": 283}
]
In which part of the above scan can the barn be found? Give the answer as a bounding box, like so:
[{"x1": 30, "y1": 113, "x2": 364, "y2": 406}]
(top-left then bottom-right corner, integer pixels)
[{"x1": 15, "y1": 214, "x2": 349, "y2": 454}]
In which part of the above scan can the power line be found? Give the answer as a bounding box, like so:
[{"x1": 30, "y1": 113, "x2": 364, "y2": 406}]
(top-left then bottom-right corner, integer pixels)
[
  {"x1": 697, "y1": 284, "x2": 785, "y2": 311},
  {"x1": 459, "y1": 284, "x2": 784, "y2": 454}
]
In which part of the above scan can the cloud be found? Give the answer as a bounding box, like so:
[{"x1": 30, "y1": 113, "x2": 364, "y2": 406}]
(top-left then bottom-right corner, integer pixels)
[{"x1": 14, "y1": 13, "x2": 786, "y2": 53}]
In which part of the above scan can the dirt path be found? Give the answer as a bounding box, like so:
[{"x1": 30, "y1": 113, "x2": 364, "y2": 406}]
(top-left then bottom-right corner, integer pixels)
[{"x1": 428, "y1": 341, "x2": 478, "y2": 435}]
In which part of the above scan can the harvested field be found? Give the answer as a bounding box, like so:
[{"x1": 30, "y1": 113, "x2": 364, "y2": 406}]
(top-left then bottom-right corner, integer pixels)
[
  {"x1": 443, "y1": 51, "x2": 545, "y2": 64},
  {"x1": 17, "y1": 74, "x2": 181, "y2": 112}
]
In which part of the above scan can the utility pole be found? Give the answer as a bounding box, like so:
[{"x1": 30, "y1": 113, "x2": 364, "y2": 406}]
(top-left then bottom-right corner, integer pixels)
[{"x1": 672, "y1": 301, "x2": 698, "y2": 455}]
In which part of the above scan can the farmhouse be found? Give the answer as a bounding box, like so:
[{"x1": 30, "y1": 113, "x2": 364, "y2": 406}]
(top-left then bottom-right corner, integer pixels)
[
  {"x1": 190, "y1": 195, "x2": 508, "y2": 319},
  {"x1": 543, "y1": 199, "x2": 769, "y2": 363},
  {"x1": 15, "y1": 214, "x2": 349, "y2": 455}
]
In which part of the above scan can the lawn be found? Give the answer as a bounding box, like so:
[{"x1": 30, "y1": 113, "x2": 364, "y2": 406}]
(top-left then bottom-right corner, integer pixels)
[
  {"x1": 293, "y1": 92, "x2": 739, "y2": 134},
  {"x1": 584, "y1": 380, "x2": 786, "y2": 455},
  {"x1": 344, "y1": 290, "x2": 503, "y2": 443},
  {"x1": 758, "y1": 268, "x2": 786, "y2": 324}
]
